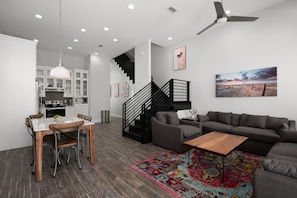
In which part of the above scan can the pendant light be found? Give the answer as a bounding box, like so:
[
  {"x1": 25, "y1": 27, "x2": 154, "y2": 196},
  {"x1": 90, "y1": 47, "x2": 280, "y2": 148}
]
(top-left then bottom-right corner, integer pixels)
[{"x1": 50, "y1": 0, "x2": 70, "y2": 78}]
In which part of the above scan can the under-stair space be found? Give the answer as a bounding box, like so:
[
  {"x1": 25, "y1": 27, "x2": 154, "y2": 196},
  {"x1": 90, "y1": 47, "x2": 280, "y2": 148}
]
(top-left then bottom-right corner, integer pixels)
[{"x1": 122, "y1": 79, "x2": 191, "y2": 143}]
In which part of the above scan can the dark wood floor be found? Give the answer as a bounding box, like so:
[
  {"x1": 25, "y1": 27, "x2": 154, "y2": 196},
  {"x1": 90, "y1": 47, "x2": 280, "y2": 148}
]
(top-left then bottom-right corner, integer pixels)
[{"x1": 0, "y1": 117, "x2": 173, "y2": 198}]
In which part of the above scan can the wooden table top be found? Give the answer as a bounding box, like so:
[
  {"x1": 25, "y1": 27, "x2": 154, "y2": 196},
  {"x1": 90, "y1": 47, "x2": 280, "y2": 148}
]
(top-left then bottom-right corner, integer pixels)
[{"x1": 184, "y1": 131, "x2": 248, "y2": 156}]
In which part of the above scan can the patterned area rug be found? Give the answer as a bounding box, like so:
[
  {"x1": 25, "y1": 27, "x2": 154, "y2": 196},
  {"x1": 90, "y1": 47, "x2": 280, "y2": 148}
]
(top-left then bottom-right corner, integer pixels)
[{"x1": 131, "y1": 149, "x2": 262, "y2": 198}]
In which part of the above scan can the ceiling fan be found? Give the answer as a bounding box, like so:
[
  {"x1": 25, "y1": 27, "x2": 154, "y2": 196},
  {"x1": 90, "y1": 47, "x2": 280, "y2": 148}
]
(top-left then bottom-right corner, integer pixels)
[{"x1": 197, "y1": 1, "x2": 258, "y2": 35}]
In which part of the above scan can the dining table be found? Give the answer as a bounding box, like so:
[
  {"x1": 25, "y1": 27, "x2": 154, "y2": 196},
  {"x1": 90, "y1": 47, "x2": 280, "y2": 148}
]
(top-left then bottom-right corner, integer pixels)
[{"x1": 31, "y1": 116, "x2": 95, "y2": 182}]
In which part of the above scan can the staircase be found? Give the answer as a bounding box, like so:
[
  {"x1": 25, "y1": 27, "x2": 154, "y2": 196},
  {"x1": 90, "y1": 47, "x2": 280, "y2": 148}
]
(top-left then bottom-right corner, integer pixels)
[
  {"x1": 113, "y1": 52, "x2": 135, "y2": 83},
  {"x1": 122, "y1": 79, "x2": 191, "y2": 143}
]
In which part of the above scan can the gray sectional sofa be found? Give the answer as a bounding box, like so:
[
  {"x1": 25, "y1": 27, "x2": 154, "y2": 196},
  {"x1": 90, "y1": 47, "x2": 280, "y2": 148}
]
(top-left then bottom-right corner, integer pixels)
[
  {"x1": 198, "y1": 111, "x2": 296, "y2": 156},
  {"x1": 252, "y1": 131, "x2": 297, "y2": 198}
]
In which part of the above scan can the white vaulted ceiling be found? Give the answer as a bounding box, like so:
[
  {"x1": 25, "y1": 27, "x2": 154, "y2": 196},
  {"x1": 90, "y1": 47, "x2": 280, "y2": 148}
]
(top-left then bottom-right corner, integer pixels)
[{"x1": 0, "y1": 0, "x2": 286, "y2": 58}]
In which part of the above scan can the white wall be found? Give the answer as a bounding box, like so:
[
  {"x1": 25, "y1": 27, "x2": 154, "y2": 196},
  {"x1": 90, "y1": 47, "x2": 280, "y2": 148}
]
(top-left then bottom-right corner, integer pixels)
[
  {"x1": 37, "y1": 49, "x2": 85, "y2": 69},
  {"x1": 110, "y1": 61, "x2": 134, "y2": 118},
  {"x1": 0, "y1": 34, "x2": 37, "y2": 151},
  {"x1": 152, "y1": 0, "x2": 297, "y2": 122},
  {"x1": 134, "y1": 39, "x2": 151, "y2": 92},
  {"x1": 86, "y1": 55, "x2": 111, "y2": 123}
]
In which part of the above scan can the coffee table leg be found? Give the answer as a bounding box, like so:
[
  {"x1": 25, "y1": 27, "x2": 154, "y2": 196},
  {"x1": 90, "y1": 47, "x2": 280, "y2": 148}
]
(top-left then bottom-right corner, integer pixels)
[{"x1": 222, "y1": 156, "x2": 224, "y2": 183}]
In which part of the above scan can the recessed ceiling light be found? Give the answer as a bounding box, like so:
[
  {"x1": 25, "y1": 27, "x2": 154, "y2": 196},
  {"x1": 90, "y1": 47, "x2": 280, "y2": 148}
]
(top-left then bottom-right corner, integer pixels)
[
  {"x1": 73, "y1": 39, "x2": 78, "y2": 42},
  {"x1": 104, "y1": 27, "x2": 109, "y2": 31},
  {"x1": 168, "y1": 37, "x2": 173, "y2": 40},
  {"x1": 113, "y1": 38, "x2": 118, "y2": 42},
  {"x1": 68, "y1": 47, "x2": 72, "y2": 50},
  {"x1": 128, "y1": 4, "x2": 135, "y2": 10},
  {"x1": 94, "y1": 52, "x2": 98, "y2": 55},
  {"x1": 35, "y1": 14, "x2": 43, "y2": 19},
  {"x1": 81, "y1": 28, "x2": 87, "y2": 32},
  {"x1": 33, "y1": 39, "x2": 39, "y2": 42}
]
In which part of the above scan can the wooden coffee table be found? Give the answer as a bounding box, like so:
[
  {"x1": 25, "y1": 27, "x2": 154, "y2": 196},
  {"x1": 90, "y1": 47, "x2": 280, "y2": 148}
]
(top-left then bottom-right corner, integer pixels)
[{"x1": 184, "y1": 131, "x2": 248, "y2": 182}]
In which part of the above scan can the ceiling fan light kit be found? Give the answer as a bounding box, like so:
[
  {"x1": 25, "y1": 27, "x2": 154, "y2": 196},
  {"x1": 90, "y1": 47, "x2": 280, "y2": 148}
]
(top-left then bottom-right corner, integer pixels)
[{"x1": 197, "y1": 1, "x2": 258, "y2": 35}]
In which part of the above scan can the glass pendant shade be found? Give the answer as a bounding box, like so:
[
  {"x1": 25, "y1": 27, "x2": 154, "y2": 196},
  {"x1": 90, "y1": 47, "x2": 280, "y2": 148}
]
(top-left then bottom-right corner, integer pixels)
[
  {"x1": 49, "y1": 0, "x2": 70, "y2": 79},
  {"x1": 49, "y1": 63, "x2": 70, "y2": 78}
]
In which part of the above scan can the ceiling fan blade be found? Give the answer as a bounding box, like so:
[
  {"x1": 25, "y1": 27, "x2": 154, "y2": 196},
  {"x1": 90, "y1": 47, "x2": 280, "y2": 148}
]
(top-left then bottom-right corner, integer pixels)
[
  {"x1": 197, "y1": 21, "x2": 217, "y2": 35},
  {"x1": 228, "y1": 15, "x2": 258, "y2": 22},
  {"x1": 214, "y1": 2, "x2": 227, "y2": 18}
]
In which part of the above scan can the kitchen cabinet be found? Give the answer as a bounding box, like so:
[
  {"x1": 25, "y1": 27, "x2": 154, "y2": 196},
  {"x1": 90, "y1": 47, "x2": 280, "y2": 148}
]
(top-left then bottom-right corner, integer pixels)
[
  {"x1": 66, "y1": 106, "x2": 75, "y2": 117},
  {"x1": 74, "y1": 104, "x2": 89, "y2": 116},
  {"x1": 36, "y1": 66, "x2": 73, "y2": 97},
  {"x1": 36, "y1": 67, "x2": 46, "y2": 97},
  {"x1": 74, "y1": 69, "x2": 89, "y2": 98}
]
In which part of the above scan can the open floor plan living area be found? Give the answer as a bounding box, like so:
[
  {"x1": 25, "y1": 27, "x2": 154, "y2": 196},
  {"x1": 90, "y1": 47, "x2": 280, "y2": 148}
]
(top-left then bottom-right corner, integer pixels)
[{"x1": 1, "y1": 0, "x2": 297, "y2": 197}]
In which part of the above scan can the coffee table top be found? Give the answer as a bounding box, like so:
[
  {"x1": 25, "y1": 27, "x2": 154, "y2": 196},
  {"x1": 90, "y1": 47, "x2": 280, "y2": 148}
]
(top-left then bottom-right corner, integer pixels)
[{"x1": 184, "y1": 131, "x2": 248, "y2": 156}]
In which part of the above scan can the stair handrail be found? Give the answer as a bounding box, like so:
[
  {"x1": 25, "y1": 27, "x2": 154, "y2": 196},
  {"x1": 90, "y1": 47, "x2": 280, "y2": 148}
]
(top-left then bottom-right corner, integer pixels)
[{"x1": 122, "y1": 81, "x2": 159, "y2": 131}]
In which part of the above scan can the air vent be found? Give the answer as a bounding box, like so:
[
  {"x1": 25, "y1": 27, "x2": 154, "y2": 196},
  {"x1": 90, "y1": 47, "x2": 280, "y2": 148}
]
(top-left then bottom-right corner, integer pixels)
[{"x1": 168, "y1": 6, "x2": 177, "y2": 13}]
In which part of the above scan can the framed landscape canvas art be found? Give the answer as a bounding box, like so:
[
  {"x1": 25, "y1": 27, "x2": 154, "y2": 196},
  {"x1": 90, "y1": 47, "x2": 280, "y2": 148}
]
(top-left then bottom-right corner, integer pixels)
[
  {"x1": 113, "y1": 83, "x2": 119, "y2": 97},
  {"x1": 173, "y1": 46, "x2": 186, "y2": 70},
  {"x1": 216, "y1": 67, "x2": 277, "y2": 97}
]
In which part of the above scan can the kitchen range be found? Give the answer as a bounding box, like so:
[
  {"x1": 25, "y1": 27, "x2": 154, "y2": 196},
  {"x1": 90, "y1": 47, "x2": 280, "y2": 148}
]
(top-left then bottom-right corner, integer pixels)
[{"x1": 45, "y1": 100, "x2": 66, "y2": 118}]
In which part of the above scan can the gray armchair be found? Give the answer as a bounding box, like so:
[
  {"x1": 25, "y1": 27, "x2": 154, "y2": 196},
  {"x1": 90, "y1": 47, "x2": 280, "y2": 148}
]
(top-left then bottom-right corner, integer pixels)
[{"x1": 151, "y1": 111, "x2": 202, "y2": 153}]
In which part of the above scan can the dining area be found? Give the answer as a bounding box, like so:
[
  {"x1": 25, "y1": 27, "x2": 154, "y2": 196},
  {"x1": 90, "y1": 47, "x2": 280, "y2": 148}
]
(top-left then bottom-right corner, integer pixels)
[{"x1": 27, "y1": 113, "x2": 95, "y2": 182}]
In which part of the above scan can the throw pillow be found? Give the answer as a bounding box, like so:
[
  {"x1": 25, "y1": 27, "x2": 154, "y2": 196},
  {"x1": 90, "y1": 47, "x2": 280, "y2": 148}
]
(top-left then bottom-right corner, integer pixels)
[
  {"x1": 246, "y1": 115, "x2": 269, "y2": 129},
  {"x1": 280, "y1": 130, "x2": 297, "y2": 143},
  {"x1": 263, "y1": 158, "x2": 297, "y2": 179},
  {"x1": 231, "y1": 113, "x2": 240, "y2": 126},
  {"x1": 266, "y1": 117, "x2": 289, "y2": 129},
  {"x1": 275, "y1": 122, "x2": 289, "y2": 135},
  {"x1": 198, "y1": 115, "x2": 210, "y2": 122},
  {"x1": 239, "y1": 113, "x2": 249, "y2": 126},
  {"x1": 167, "y1": 112, "x2": 180, "y2": 126},
  {"x1": 156, "y1": 112, "x2": 168, "y2": 124},
  {"x1": 217, "y1": 112, "x2": 232, "y2": 125},
  {"x1": 207, "y1": 111, "x2": 218, "y2": 121}
]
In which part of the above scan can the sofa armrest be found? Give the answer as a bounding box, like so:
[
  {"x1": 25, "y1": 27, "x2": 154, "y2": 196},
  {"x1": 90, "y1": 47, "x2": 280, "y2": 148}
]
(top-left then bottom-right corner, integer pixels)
[
  {"x1": 151, "y1": 117, "x2": 183, "y2": 143},
  {"x1": 180, "y1": 119, "x2": 202, "y2": 129}
]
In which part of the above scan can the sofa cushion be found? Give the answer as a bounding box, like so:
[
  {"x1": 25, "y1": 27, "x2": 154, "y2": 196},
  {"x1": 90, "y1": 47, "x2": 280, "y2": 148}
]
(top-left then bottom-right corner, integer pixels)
[
  {"x1": 231, "y1": 113, "x2": 240, "y2": 127},
  {"x1": 179, "y1": 125, "x2": 202, "y2": 139},
  {"x1": 198, "y1": 114, "x2": 210, "y2": 122},
  {"x1": 207, "y1": 111, "x2": 218, "y2": 121},
  {"x1": 156, "y1": 112, "x2": 168, "y2": 124},
  {"x1": 202, "y1": 121, "x2": 233, "y2": 133},
  {"x1": 217, "y1": 112, "x2": 232, "y2": 125},
  {"x1": 263, "y1": 158, "x2": 297, "y2": 179},
  {"x1": 239, "y1": 113, "x2": 249, "y2": 126},
  {"x1": 276, "y1": 123, "x2": 289, "y2": 135},
  {"x1": 280, "y1": 130, "x2": 297, "y2": 143},
  {"x1": 247, "y1": 115, "x2": 269, "y2": 129},
  {"x1": 266, "y1": 117, "x2": 289, "y2": 130},
  {"x1": 167, "y1": 112, "x2": 179, "y2": 126},
  {"x1": 230, "y1": 126, "x2": 279, "y2": 144},
  {"x1": 267, "y1": 142, "x2": 297, "y2": 160}
]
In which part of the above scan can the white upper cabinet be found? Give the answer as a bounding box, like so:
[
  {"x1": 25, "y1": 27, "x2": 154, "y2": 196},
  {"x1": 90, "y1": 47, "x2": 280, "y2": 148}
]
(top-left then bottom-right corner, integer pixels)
[
  {"x1": 74, "y1": 69, "x2": 89, "y2": 98},
  {"x1": 36, "y1": 66, "x2": 73, "y2": 97}
]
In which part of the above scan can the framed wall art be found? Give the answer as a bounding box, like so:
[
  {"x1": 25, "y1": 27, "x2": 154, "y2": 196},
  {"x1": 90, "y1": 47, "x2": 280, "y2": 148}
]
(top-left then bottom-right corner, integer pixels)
[
  {"x1": 173, "y1": 46, "x2": 186, "y2": 71},
  {"x1": 123, "y1": 82, "x2": 129, "y2": 97},
  {"x1": 113, "y1": 83, "x2": 119, "y2": 97},
  {"x1": 216, "y1": 66, "x2": 277, "y2": 97}
]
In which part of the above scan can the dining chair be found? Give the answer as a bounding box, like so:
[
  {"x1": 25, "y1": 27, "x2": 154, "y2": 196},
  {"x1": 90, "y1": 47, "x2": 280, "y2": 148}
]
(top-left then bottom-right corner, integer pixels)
[
  {"x1": 77, "y1": 114, "x2": 92, "y2": 158},
  {"x1": 25, "y1": 117, "x2": 36, "y2": 174},
  {"x1": 49, "y1": 120, "x2": 84, "y2": 177},
  {"x1": 29, "y1": 113, "x2": 44, "y2": 119}
]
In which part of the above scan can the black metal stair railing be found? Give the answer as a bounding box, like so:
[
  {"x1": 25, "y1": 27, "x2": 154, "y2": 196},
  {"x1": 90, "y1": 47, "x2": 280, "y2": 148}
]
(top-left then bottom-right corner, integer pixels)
[
  {"x1": 122, "y1": 81, "x2": 159, "y2": 132},
  {"x1": 122, "y1": 79, "x2": 191, "y2": 143},
  {"x1": 141, "y1": 79, "x2": 191, "y2": 134}
]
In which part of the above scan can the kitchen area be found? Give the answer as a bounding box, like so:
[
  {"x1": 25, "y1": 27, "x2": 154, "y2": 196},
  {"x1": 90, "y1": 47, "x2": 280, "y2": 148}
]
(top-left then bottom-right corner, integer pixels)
[{"x1": 36, "y1": 66, "x2": 89, "y2": 118}]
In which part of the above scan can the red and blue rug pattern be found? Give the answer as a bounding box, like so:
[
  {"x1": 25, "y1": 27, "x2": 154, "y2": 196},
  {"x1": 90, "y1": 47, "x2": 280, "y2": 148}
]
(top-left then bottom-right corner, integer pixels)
[{"x1": 131, "y1": 149, "x2": 262, "y2": 198}]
